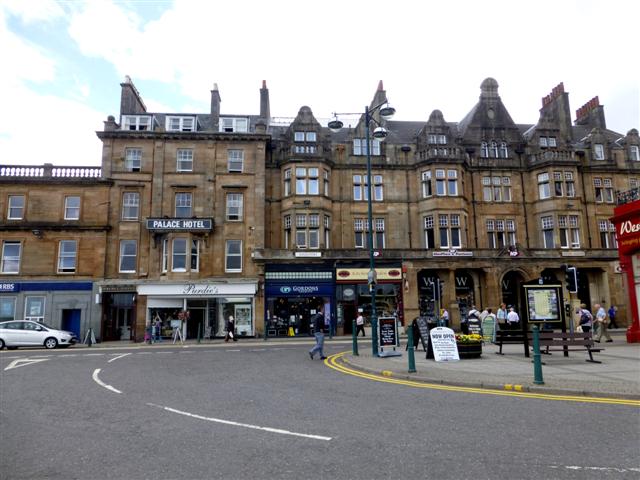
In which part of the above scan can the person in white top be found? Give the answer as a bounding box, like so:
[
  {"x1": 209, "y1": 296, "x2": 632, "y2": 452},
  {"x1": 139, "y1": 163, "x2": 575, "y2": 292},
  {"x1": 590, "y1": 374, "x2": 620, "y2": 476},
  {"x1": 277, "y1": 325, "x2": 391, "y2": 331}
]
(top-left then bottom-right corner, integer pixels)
[
  {"x1": 355, "y1": 310, "x2": 365, "y2": 337},
  {"x1": 506, "y1": 307, "x2": 520, "y2": 329},
  {"x1": 593, "y1": 303, "x2": 612, "y2": 342}
]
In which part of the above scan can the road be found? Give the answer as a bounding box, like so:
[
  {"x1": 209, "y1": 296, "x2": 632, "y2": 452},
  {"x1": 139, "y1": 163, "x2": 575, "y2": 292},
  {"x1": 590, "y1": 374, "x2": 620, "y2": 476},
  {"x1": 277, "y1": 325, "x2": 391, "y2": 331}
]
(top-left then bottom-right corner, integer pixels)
[{"x1": 1, "y1": 340, "x2": 638, "y2": 480}]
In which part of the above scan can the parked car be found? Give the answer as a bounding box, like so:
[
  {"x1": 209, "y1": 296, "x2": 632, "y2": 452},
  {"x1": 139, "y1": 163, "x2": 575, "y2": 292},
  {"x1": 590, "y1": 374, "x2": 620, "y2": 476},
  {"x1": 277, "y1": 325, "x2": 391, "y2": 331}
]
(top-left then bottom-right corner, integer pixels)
[{"x1": 0, "y1": 320, "x2": 77, "y2": 350}]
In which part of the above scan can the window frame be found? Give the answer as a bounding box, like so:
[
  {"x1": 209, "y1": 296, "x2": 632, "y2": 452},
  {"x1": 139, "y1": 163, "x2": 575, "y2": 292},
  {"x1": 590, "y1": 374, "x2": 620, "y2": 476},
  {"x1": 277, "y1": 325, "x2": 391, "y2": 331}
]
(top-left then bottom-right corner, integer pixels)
[
  {"x1": 1, "y1": 241, "x2": 21, "y2": 274},
  {"x1": 225, "y1": 240, "x2": 242, "y2": 273},
  {"x1": 227, "y1": 149, "x2": 244, "y2": 173},
  {"x1": 166, "y1": 116, "x2": 196, "y2": 132},
  {"x1": 24, "y1": 296, "x2": 45, "y2": 322},
  {"x1": 119, "y1": 240, "x2": 137, "y2": 273},
  {"x1": 176, "y1": 149, "x2": 194, "y2": 172},
  {"x1": 124, "y1": 148, "x2": 142, "y2": 171},
  {"x1": 175, "y1": 192, "x2": 193, "y2": 218},
  {"x1": 0, "y1": 296, "x2": 16, "y2": 321},
  {"x1": 7, "y1": 195, "x2": 25, "y2": 220},
  {"x1": 630, "y1": 145, "x2": 640, "y2": 161},
  {"x1": 122, "y1": 192, "x2": 140, "y2": 220},
  {"x1": 64, "y1": 195, "x2": 80, "y2": 220},
  {"x1": 122, "y1": 115, "x2": 152, "y2": 131},
  {"x1": 593, "y1": 143, "x2": 605, "y2": 160},
  {"x1": 220, "y1": 117, "x2": 249, "y2": 133},
  {"x1": 226, "y1": 193, "x2": 244, "y2": 221},
  {"x1": 57, "y1": 240, "x2": 77, "y2": 274}
]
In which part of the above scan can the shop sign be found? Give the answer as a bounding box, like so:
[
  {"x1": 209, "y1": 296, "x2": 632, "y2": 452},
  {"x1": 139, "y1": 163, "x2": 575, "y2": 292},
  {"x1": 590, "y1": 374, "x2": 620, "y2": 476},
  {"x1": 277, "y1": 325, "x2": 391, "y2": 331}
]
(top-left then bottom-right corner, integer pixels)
[
  {"x1": 295, "y1": 251, "x2": 322, "y2": 258},
  {"x1": 0, "y1": 283, "x2": 18, "y2": 292},
  {"x1": 265, "y1": 283, "x2": 334, "y2": 296},
  {"x1": 336, "y1": 268, "x2": 402, "y2": 282},
  {"x1": 146, "y1": 218, "x2": 213, "y2": 231},
  {"x1": 100, "y1": 284, "x2": 137, "y2": 293},
  {"x1": 432, "y1": 250, "x2": 473, "y2": 257},
  {"x1": 561, "y1": 250, "x2": 585, "y2": 256},
  {"x1": 138, "y1": 282, "x2": 256, "y2": 296}
]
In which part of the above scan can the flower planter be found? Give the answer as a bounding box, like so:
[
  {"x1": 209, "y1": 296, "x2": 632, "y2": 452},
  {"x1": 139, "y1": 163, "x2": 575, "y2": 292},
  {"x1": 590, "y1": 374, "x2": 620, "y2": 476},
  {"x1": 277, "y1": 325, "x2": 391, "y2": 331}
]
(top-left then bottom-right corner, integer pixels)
[{"x1": 456, "y1": 342, "x2": 482, "y2": 358}]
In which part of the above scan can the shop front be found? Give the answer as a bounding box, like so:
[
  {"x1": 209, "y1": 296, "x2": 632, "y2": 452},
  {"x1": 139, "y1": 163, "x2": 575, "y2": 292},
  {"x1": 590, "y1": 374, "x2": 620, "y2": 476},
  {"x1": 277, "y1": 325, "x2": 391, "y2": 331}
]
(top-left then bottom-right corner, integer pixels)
[
  {"x1": 137, "y1": 282, "x2": 257, "y2": 340},
  {"x1": 336, "y1": 265, "x2": 404, "y2": 335},
  {"x1": 611, "y1": 195, "x2": 640, "y2": 343},
  {"x1": 0, "y1": 281, "x2": 98, "y2": 341}
]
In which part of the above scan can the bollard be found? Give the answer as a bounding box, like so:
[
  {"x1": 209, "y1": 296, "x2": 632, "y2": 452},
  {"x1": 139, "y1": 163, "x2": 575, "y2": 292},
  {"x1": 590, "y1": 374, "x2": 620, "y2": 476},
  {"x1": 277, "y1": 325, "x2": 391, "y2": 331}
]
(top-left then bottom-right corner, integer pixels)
[
  {"x1": 197, "y1": 323, "x2": 201, "y2": 344},
  {"x1": 532, "y1": 325, "x2": 544, "y2": 385},
  {"x1": 352, "y1": 319, "x2": 359, "y2": 356},
  {"x1": 407, "y1": 325, "x2": 416, "y2": 373}
]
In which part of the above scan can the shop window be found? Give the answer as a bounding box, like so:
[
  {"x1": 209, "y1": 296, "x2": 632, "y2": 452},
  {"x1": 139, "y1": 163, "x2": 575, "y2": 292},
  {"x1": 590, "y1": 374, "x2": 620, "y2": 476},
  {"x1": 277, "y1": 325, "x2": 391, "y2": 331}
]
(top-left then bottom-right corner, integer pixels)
[
  {"x1": 1, "y1": 241, "x2": 21, "y2": 274},
  {"x1": 24, "y1": 296, "x2": 45, "y2": 322},
  {"x1": 0, "y1": 296, "x2": 16, "y2": 321}
]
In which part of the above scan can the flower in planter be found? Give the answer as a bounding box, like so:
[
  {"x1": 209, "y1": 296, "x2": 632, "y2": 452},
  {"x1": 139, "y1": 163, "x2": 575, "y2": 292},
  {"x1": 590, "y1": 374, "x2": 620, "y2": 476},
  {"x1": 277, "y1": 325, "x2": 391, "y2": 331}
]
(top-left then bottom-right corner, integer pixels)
[{"x1": 455, "y1": 333, "x2": 483, "y2": 344}]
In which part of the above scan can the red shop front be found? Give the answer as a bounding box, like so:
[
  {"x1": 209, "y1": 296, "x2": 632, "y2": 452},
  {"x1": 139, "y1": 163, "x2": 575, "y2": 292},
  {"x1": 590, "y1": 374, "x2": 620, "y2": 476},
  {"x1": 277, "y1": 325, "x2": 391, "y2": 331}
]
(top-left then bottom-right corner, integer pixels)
[{"x1": 611, "y1": 194, "x2": 640, "y2": 343}]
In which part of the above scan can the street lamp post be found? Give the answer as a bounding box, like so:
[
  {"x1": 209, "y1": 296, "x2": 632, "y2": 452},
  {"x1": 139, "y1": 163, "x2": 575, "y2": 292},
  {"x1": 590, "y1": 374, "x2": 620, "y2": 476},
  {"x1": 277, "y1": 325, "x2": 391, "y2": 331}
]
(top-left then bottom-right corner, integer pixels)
[{"x1": 329, "y1": 100, "x2": 395, "y2": 357}]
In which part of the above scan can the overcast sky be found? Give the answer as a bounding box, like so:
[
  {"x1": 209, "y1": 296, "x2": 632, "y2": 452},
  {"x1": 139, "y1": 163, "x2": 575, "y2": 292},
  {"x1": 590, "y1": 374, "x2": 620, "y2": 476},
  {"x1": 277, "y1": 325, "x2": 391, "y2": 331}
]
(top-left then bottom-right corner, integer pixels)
[{"x1": 1, "y1": 0, "x2": 638, "y2": 167}]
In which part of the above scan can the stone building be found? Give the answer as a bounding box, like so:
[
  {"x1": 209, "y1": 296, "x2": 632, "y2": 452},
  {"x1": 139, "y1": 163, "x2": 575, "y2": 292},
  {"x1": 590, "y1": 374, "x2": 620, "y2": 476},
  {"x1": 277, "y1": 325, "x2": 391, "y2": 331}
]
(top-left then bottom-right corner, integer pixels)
[
  {"x1": 1, "y1": 77, "x2": 637, "y2": 342},
  {"x1": 0, "y1": 164, "x2": 108, "y2": 339}
]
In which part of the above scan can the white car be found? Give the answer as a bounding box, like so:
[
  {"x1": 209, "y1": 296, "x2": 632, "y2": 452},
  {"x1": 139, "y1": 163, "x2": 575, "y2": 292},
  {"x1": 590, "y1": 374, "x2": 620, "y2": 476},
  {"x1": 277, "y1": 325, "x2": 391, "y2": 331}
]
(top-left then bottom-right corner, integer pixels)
[{"x1": 0, "y1": 320, "x2": 77, "y2": 350}]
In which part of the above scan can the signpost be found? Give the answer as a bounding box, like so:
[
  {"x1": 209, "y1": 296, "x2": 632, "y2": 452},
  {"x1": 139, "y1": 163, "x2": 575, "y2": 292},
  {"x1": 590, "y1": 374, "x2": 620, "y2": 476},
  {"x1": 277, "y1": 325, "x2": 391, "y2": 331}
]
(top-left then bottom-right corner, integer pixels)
[
  {"x1": 429, "y1": 327, "x2": 460, "y2": 362},
  {"x1": 378, "y1": 316, "x2": 402, "y2": 357}
]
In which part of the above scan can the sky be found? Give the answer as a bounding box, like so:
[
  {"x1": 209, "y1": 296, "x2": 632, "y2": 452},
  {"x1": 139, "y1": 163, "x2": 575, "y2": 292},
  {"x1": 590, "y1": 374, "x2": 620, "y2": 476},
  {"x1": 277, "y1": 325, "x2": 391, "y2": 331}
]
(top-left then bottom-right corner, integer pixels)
[{"x1": 1, "y1": 0, "x2": 638, "y2": 167}]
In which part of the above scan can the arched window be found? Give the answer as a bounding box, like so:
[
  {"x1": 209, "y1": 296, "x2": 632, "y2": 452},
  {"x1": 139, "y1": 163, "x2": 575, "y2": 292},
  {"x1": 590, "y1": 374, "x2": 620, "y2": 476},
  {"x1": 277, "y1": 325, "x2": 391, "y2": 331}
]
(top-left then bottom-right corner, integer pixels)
[
  {"x1": 490, "y1": 142, "x2": 499, "y2": 158},
  {"x1": 499, "y1": 142, "x2": 508, "y2": 158},
  {"x1": 481, "y1": 142, "x2": 489, "y2": 158}
]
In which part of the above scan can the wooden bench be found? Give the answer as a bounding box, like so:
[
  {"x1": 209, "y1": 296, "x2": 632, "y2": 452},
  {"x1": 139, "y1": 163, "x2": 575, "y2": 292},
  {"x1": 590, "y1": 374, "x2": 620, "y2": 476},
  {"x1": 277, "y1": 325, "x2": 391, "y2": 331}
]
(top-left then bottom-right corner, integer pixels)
[
  {"x1": 535, "y1": 331, "x2": 602, "y2": 363},
  {"x1": 495, "y1": 329, "x2": 530, "y2": 357}
]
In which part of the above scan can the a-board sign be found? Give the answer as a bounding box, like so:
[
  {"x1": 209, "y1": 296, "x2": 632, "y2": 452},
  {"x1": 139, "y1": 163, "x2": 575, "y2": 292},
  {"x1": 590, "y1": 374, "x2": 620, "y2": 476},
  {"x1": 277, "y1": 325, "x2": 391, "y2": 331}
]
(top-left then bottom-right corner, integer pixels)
[
  {"x1": 378, "y1": 317, "x2": 397, "y2": 347},
  {"x1": 481, "y1": 316, "x2": 496, "y2": 341},
  {"x1": 378, "y1": 317, "x2": 402, "y2": 357},
  {"x1": 170, "y1": 319, "x2": 182, "y2": 329},
  {"x1": 468, "y1": 318, "x2": 482, "y2": 335},
  {"x1": 416, "y1": 317, "x2": 430, "y2": 353},
  {"x1": 429, "y1": 327, "x2": 460, "y2": 362}
]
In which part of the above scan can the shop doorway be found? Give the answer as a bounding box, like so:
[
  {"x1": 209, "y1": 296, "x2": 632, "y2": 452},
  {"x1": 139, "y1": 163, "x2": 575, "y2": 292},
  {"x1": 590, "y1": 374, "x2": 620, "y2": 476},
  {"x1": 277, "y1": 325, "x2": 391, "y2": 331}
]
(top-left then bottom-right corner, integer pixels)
[
  {"x1": 186, "y1": 307, "x2": 205, "y2": 339},
  {"x1": 501, "y1": 271, "x2": 525, "y2": 314},
  {"x1": 61, "y1": 309, "x2": 81, "y2": 339},
  {"x1": 103, "y1": 293, "x2": 136, "y2": 341},
  {"x1": 417, "y1": 269, "x2": 442, "y2": 322},
  {"x1": 576, "y1": 269, "x2": 591, "y2": 308},
  {"x1": 454, "y1": 270, "x2": 475, "y2": 320},
  {"x1": 341, "y1": 304, "x2": 357, "y2": 335}
]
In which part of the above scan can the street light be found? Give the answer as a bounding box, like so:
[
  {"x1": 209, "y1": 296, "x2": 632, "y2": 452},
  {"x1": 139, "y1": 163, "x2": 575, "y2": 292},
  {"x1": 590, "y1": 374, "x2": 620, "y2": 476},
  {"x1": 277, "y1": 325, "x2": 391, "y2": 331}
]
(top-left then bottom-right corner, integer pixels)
[{"x1": 328, "y1": 98, "x2": 395, "y2": 357}]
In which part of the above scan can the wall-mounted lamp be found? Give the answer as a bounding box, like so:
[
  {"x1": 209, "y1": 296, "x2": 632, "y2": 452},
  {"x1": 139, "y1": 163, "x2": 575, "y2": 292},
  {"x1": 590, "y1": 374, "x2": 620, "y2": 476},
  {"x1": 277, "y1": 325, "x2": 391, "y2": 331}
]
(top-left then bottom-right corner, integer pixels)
[{"x1": 31, "y1": 229, "x2": 43, "y2": 239}]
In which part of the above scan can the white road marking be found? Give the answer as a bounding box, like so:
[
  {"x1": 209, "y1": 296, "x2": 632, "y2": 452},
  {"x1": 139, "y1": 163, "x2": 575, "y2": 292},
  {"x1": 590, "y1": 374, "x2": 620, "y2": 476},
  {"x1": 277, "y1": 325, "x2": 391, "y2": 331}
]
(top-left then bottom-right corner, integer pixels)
[
  {"x1": 108, "y1": 353, "x2": 131, "y2": 363},
  {"x1": 58, "y1": 354, "x2": 77, "y2": 357},
  {"x1": 4, "y1": 358, "x2": 49, "y2": 370},
  {"x1": 92, "y1": 368, "x2": 122, "y2": 394},
  {"x1": 225, "y1": 349, "x2": 241, "y2": 352},
  {"x1": 84, "y1": 353, "x2": 105, "y2": 356},
  {"x1": 550, "y1": 465, "x2": 640, "y2": 473},
  {"x1": 146, "y1": 403, "x2": 331, "y2": 441}
]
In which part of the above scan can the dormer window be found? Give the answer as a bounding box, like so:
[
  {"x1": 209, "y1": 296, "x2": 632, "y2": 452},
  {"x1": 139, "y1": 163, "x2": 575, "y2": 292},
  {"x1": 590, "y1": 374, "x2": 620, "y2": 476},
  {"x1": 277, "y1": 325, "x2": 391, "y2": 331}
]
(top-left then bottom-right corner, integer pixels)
[
  {"x1": 539, "y1": 136, "x2": 557, "y2": 148},
  {"x1": 630, "y1": 145, "x2": 639, "y2": 161},
  {"x1": 294, "y1": 131, "x2": 317, "y2": 153},
  {"x1": 593, "y1": 143, "x2": 605, "y2": 160},
  {"x1": 166, "y1": 116, "x2": 196, "y2": 132},
  {"x1": 122, "y1": 115, "x2": 152, "y2": 131},
  {"x1": 427, "y1": 134, "x2": 447, "y2": 144},
  {"x1": 220, "y1": 117, "x2": 248, "y2": 133}
]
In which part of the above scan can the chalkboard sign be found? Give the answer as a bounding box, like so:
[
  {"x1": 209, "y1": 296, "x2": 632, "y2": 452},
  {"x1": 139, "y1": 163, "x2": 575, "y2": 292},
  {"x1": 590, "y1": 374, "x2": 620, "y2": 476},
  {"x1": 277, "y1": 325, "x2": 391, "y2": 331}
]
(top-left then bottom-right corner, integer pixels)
[
  {"x1": 378, "y1": 317, "x2": 397, "y2": 347},
  {"x1": 468, "y1": 318, "x2": 482, "y2": 335},
  {"x1": 416, "y1": 317, "x2": 430, "y2": 353}
]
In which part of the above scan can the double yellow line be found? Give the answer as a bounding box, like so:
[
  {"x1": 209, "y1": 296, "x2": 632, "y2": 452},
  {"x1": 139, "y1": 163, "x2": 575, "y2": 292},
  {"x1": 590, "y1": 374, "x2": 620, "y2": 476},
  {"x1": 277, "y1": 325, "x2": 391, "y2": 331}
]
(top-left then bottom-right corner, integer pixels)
[{"x1": 325, "y1": 351, "x2": 640, "y2": 407}]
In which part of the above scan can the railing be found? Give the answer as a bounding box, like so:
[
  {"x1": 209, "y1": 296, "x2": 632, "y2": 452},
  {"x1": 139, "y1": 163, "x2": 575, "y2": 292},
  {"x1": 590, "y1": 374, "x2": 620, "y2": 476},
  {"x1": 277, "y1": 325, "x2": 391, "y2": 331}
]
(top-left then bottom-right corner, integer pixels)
[
  {"x1": 0, "y1": 165, "x2": 102, "y2": 178},
  {"x1": 616, "y1": 187, "x2": 640, "y2": 205}
]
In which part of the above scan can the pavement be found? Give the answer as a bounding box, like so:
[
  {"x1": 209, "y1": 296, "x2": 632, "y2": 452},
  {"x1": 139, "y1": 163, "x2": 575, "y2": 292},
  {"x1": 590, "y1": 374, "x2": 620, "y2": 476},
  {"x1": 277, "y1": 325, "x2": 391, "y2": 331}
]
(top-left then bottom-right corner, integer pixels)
[{"x1": 72, "y1": 329, "x2": 640, "y2": 400}]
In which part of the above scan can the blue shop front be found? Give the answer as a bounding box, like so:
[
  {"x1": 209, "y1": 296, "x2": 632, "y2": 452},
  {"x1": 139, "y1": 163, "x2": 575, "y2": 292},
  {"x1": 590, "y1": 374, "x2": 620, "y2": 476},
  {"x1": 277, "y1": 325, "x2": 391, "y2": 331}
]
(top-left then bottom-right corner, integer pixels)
[
  {"x1": 264, "y1": 265, "x2": 334, "y2": 336},
  {"x1": 0, "y1": 281, "x2": 99, "y2": 340}
]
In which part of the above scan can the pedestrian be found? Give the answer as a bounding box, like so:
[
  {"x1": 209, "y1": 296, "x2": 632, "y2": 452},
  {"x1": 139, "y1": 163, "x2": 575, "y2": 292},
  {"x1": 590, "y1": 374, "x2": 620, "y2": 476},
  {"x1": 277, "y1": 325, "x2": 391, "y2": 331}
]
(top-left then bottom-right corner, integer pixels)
[
  {"x1": 155, "y1": 316, "x2": 163, "y2": 343},
  {"x1": 225, "y1": 315, "x2": 237, "y2": 342},
  {"x1": 440, "y1": 308, "x2": 449, "y2": 327},
  {"x1": 496, "y1": 303, "x2": 507, "y2": 329},
  {"x1": 506, "y1": 307, "x2": 520, "y2": 330},
  {"x1": 355, "y1": 309, "x2": 365, "y2": 337},
  {"x1": 593, "y1": 303, "x2": 612, "y2": 343},
  {"x1": 406, "y1": 317, "x2": 421, "y2": 351},
  {"x1": 576, "y1": 304, "x2": 593, "y2": 333},
  {"x1": 308, "y1": 307, "x2": 327, "y2": 360},
  {"x1": 608, "y1": 305, "x2": 619, "y2": 329},
  {"x1": 479, "y1": 307, "x2": 489, "y2": 322},
  {"x1": 464, "y1": 305, "x2": 480, "y2": 334}
]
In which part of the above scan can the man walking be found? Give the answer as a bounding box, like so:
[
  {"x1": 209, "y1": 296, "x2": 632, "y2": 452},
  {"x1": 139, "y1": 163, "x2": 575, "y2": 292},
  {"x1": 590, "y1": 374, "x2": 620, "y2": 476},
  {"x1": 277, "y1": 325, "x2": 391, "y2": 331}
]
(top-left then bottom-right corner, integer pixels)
[
  {"x1": 507, "y1": 307, "x2": 520, "y2": 330},
  {"x1": 355, "y1": 309, "x2": 365, "y2": 337},
  {"x1": 593, "y1": 303, "x2": 612, "y2": 343},
  {"x1": 309, "y1": 307, "x2": 327, "y2": 360}
]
